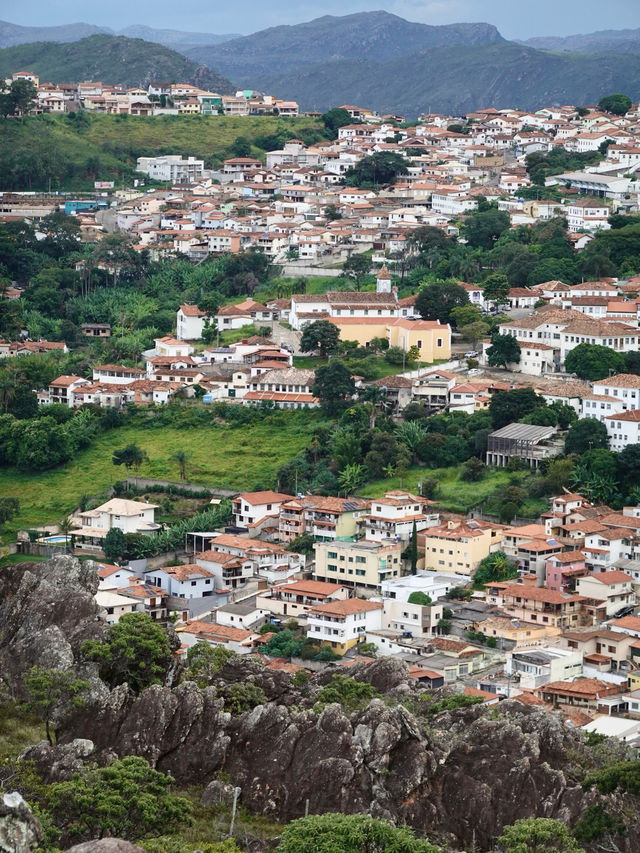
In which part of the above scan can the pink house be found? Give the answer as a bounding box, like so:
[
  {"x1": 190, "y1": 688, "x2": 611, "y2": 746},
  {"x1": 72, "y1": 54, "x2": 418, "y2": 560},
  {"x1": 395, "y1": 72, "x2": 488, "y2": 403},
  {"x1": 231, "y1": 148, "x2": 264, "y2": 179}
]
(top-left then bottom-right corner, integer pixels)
[{"x1": 546, "y1": 551, "x2": 588, "y2": 592}]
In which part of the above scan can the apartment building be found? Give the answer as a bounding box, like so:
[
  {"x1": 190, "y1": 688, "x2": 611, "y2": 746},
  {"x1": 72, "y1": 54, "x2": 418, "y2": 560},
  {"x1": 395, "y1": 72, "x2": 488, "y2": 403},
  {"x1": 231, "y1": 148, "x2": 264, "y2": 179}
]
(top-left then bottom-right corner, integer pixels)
[
  {"x1": 313, "y1": 540, "x2": 403, "y2": 589},
  {"x1": 418, "y1": 518, "x2": 504, "y2": 576},
  {"x1": 306, "y1": 599, "x2": 383, "y2": 655}
]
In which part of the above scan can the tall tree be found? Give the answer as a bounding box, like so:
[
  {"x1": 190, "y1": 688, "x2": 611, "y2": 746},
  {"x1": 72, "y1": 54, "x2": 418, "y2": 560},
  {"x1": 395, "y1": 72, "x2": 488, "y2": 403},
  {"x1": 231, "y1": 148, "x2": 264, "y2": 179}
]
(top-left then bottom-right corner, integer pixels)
[
  {"x1": 313, "y1": 360, "x2": 356, "y2": 415},
  {"x1": 23, "y1": 666, "x2": 88, "y2": 745},
  {"x1": 300, "y1": 319, "x2": 340, "y2": 359},
  {"x1": 82, "y1": 612, "x2": 173, "y2": 693},
  {"x1": 342, "y1": 254, "x2": 372, "y2": 290},
  {"x1": 487, "y1": 333, "x2": 521, "y2": 368},
  {"x1": 415, "y1": 280, "x2": 469, "y2": 324}
]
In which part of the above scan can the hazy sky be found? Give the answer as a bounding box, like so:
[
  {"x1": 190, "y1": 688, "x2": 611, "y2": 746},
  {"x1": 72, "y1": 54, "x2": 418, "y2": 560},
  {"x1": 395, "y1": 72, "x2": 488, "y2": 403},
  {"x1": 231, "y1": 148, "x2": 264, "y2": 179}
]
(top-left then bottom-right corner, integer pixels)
[{"x1": 10, "y1": 0, "x2": 640, "y2": 40}]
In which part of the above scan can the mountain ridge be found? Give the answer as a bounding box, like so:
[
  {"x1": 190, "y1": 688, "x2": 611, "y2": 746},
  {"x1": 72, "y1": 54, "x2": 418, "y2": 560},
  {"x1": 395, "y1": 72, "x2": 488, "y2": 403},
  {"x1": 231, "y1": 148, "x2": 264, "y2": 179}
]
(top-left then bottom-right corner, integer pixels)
[
  {"x1": 256, "y1": 42, "x2": 640, "y2": 117},
  {"x1": 0, "y1": 19, "x2": 240, "y2": 50},
  {"x1": 184, "y1": 11, "x2": 505, "y2": 79},
  {"x1": 520, "y1": 26, "x2": 640, "y2": 54},
  {"x1": 0, "y1": 35, "x2": 235, "y2": 93}
]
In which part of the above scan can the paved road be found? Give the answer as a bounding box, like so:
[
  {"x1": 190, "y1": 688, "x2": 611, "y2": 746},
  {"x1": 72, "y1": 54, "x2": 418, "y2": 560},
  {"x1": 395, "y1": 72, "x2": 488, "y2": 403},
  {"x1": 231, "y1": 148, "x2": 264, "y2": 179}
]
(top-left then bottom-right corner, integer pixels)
[{"x1": 269, "y1": 321, "x2": 303, "y2": 355}]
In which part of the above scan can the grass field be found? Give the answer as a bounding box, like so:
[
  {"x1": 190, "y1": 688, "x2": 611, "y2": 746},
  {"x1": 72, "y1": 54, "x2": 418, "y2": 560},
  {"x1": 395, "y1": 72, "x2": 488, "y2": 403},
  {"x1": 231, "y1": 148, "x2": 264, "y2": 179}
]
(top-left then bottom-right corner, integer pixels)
[
  {"x1": 362, "y1": 465, "x2": 529, "y2": 514},
  {"x1": 0, "y1": 411, "x2": 324, "y2": 538},
  {"x1": 0, "y1": 113, "x2": 325, "y2": 191}
]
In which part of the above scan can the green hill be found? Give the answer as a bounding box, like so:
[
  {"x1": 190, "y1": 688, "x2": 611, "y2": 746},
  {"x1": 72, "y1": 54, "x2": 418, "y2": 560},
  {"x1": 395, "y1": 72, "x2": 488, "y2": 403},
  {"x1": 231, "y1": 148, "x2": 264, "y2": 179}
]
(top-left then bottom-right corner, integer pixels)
[
  {"x1": 0, "y1": 112, "x2": 324, "y2": 191},
  {"x1": 185, "y1": 11, "x2": 504, "y2": 80},
  {"x1": 0, "y1": 34, "x2": 234, "y2": 92},
  {"x1": 255, "y1": 41, "x2": 640, "y2": 117}
]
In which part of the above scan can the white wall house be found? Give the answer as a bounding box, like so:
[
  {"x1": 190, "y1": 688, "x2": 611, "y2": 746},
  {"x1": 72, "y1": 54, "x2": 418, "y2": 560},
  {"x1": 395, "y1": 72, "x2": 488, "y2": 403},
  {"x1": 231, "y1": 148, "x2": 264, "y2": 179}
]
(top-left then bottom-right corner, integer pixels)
[
  {"x1": 306, "y1": 599, "x2": 383, "y2": 655},
  {"x1": 77, "y1": 498, "x2": 159, "y2": 535},
  {"x1": 136, "y1": 155, "x2": 205, "y2": 183},
  {"x1": 605, "y1": 410, "x2": 640, "y2": 451},
  {"x1": 148, "y1": 564, "x2": 217, "y2": 599},
  {"x1": 577, "y1": 571, "x2": 635, "y2": 617},
  {"x1": 177, "y1": 304, "x2": 207, "y2": 340}
]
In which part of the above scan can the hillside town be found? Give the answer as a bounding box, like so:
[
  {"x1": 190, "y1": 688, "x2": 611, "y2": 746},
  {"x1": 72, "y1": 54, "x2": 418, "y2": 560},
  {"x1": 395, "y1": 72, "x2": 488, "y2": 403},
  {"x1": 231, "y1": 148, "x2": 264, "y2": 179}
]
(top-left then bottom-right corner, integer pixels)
[{"x1": 5, "y1": 76, "x2": 640, "y2": 850}]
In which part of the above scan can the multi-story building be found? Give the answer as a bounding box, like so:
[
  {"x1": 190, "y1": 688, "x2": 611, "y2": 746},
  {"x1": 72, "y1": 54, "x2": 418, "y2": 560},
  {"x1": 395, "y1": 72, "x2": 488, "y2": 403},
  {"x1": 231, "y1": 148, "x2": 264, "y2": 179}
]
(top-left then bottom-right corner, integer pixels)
[
  {"x1": 418, "y1": 518, "x2": 504, "y2": 576},
  {"x1": 231, "y1": 491, "x2": 293, "y2": 530},
  {"x1": 176, "y1": 304, "x2": 207, "y2": 340},
  {"x1": 500, "y1": 584, "x2": 588, "y2": 629},
  {"x1": 278, "y1": 496, "x2": 369, "y2": 543},
  {"x1": 255, "y1": 579, "x2": 349, "y2": 621},
  {"x1": 306, "y1": 598, "x2": 383, "y2": 655},
  {"x1": 360, "y1": 490, "x2": 439, "y2": 543},
  {"x1": 136, "y1": 155, "x2": 205, "y2": 183},
  {"x1": 576, "y1": 571, "x2": 635, "y2": 617},
  {"x1": 505, "y1": 647, "x2": 583, "y2": 690},
  {"x1": 313, "y1": 540, "x2": 403, "y2": 589}
]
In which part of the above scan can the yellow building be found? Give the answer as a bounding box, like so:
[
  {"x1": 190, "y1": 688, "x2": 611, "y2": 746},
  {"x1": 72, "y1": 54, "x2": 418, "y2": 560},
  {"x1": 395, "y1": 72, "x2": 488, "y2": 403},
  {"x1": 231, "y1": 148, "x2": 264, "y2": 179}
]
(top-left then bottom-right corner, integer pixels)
[
  {"x1": 387, "y1": 318, "x2": 451, "y2": 362},
  {"x1": 314, "y1": 539, "x2": 403, "y2": 589},
  {"x1": 418, "y1": 519, "x2": 503, "y2": 576},
  {"x1": 328, "y1": 316, "x2": 452, "y2": 363},
  {"x1": 328, "y1": 317, "x2": 390, "y2": 348}
]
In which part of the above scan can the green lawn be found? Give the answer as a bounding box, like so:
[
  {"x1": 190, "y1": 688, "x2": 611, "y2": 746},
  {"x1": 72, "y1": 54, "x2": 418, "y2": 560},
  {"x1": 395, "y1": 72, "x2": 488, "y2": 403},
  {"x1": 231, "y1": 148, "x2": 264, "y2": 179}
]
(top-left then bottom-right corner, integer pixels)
[
  {"x1": 362, "y1": 465, "x2": 526, "y2": 513},
  {"x1": 0, "y1": 411, "x2": 324, "y2": 539}
]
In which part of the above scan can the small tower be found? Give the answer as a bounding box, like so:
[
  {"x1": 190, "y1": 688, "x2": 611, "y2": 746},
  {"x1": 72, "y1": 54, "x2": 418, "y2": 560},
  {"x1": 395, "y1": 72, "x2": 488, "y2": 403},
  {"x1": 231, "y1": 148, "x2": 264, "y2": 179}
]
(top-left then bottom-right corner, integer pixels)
[{"x1": 376, "y1": 264, "x2": 391, "y2": 293}]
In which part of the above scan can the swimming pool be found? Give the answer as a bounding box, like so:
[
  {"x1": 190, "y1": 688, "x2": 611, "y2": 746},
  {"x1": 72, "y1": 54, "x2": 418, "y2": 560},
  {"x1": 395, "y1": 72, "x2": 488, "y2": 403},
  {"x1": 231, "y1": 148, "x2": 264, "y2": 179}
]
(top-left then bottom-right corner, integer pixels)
[{"x1": 39, "y1": 535, "x2": 69, "y2": 544}]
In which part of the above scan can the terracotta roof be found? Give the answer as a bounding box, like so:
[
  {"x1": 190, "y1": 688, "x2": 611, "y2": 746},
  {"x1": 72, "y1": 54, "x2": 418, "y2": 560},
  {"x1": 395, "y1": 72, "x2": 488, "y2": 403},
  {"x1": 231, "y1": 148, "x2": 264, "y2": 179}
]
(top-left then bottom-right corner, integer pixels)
[
  {"x1": 609, "y1": 616, "x2": 640, "y2": 631},
  {"x1": 233, "y1": 491, "x2": 293, "y2": 506},
  {"x1": 179, "y1": 303, "x2": 206, "y2": 317},
  {"x1": 585, "y1": 570, "x2": 633, "y2": 584},
  {"x1": 309, "y1": 599, "x2": 383, "y2": 617},
  {"x1": 502, "y1": 585, "x2": 585, "y2": 604},
  {"x1": 162, "y1": 564, "x2": 214, "y2": 581}
]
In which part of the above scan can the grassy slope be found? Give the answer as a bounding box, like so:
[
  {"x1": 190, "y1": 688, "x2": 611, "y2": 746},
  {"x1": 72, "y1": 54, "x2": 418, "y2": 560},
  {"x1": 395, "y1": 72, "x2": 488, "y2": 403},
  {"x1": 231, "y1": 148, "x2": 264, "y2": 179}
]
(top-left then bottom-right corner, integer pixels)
[
  {"x1": 0, "y1": 113, "x2": 324, "y2": 190},
  {"x1": 362, "y1": 465, "x2": 525, "y2": 513},
  {"x1": 0, "y1": 412, "x2": 323, "y2": 537}
]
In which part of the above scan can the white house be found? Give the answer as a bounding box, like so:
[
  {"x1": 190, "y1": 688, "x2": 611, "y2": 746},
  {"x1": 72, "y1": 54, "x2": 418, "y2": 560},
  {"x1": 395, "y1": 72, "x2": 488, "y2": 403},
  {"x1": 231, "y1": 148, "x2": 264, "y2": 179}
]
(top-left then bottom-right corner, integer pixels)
[
  {"x1": 194, "y1": 550, "x2": 254, "y2": 592},
  {"x1": 148, "y1": 564, "x2": 217, "y2": 599},
  {"x1": 177, "y1": 304, "x2": 207, "y2": 340},
  {"x1": 306, "y1": 598, "x2": 383, "y2": 655},
  {"x1": 605, "y1": 410, "x2": 640, "y2": 451},
  {"x1": 154, "y1": 336, "x2": 194, "y2": 357},
  {"x1": 359, "y1": 490, "x2": 439, "y2": 543},
  {"x1": 95, "y1": 589, "x2": 139, "y2": 624},
  {"x1": 74, "y1": 499, "x2": 160, "y2": 547},
  {"x1": 576, "y1": 570, "x2": 635, "y2": 617},
  {"x1": 231, "y1": 490, "x2": 293, "y2": 529}
]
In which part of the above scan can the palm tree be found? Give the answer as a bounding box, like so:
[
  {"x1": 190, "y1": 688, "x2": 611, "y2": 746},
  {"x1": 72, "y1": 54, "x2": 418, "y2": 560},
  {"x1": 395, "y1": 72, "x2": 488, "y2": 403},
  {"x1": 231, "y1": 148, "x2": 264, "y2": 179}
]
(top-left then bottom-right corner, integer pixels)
[
  {"x1": 58, "y1": 517, "x2": 77, "y2": 553},
  {"x1": 170, "y1": 450, "x2": 191, "y2": 482}
]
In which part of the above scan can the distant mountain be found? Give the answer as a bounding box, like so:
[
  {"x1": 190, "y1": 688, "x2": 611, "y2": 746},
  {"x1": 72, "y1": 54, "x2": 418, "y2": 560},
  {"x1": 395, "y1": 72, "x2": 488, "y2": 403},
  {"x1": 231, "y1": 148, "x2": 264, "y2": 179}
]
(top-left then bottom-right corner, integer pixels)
[
  {"x1": 117, "y1": 25, "x2": 242, "y2": 50},
  {"x1": 0, "y1": 19, "x2": 241, "y2": 51},
  {"x1": 255, "y1": 42, "x2": 640, "y2": 117},
  {"x1": 0, "y1": 20, "x2": 109, "y2": 48},
  {"x1": 185, "y1": 11, "x2": 505, "y2": 81},
  {"x1": 0, "y1": 35, "x2": 235, "y2": 92},
  {"x1": 521, "y1": 27, "x2": 640, "y2": 55}
]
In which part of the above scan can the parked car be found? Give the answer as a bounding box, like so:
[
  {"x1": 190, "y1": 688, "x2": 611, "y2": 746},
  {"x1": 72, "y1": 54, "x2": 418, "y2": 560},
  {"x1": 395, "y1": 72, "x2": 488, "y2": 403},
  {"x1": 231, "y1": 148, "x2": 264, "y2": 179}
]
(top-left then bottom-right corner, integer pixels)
[
  {"x1": 464, "y1": 350, "x2": 478, "y2": 358},
  {"x1": 613, "y1": 605, "x2": 635, "y2": 619}
]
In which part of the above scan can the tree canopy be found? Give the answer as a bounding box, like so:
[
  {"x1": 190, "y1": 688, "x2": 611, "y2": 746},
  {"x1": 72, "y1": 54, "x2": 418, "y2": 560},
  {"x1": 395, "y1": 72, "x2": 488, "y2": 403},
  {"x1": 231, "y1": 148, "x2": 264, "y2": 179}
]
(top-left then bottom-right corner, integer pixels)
[
  {"x1": 490, "y1": 387, "x2": 545, "y2": 429},
  {"x1": 46, "y1": 756, "x2": 192, "y2": 847},
  {"x1": 487, "y1": 334, "x2": 520, "y2": 368},
  {"x1": 416, "y1": 280, "x2": 469, "y2": 324},
  {"x1": 82, "y1": 612, "x2": 173, "y2": 693},
  {"x1": 565, "y1": 418, "x2": 609, "y2": 455},
  {"x1": 462, "y1": 207, "x2": 510, "y2": 249},
  {"x1": 564, "y1": 343, "x2": 626, "y2": 381},
  {"x1": 300, "y1": 320, "x2": 340, "y2": 358},
  {"x1": 345, "y1": 152, "x2": 409, "y2": 188},
  {"x1": 597, "y1": 93, "x2": 632, "y2": 116},
  {"x1": 312, "y1": 360, "x2": 356, "y2": 415},
  {"x1": 496, "y1": 818, "x2": 584, "y2": 853}
]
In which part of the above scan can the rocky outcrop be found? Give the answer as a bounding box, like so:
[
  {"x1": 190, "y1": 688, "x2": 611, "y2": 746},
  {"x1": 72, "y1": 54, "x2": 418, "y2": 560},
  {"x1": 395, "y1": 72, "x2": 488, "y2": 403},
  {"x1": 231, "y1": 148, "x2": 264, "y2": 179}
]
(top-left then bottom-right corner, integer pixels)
[
  {"x1": 4, "y1": 558, "x2": 639, "y2": 850},
  {"x1": 0, "y1": 556, "x2": 108, "y2": 698},
  {"x1": 0, "y1": 792, "x2": 42, "y2": 853}
]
